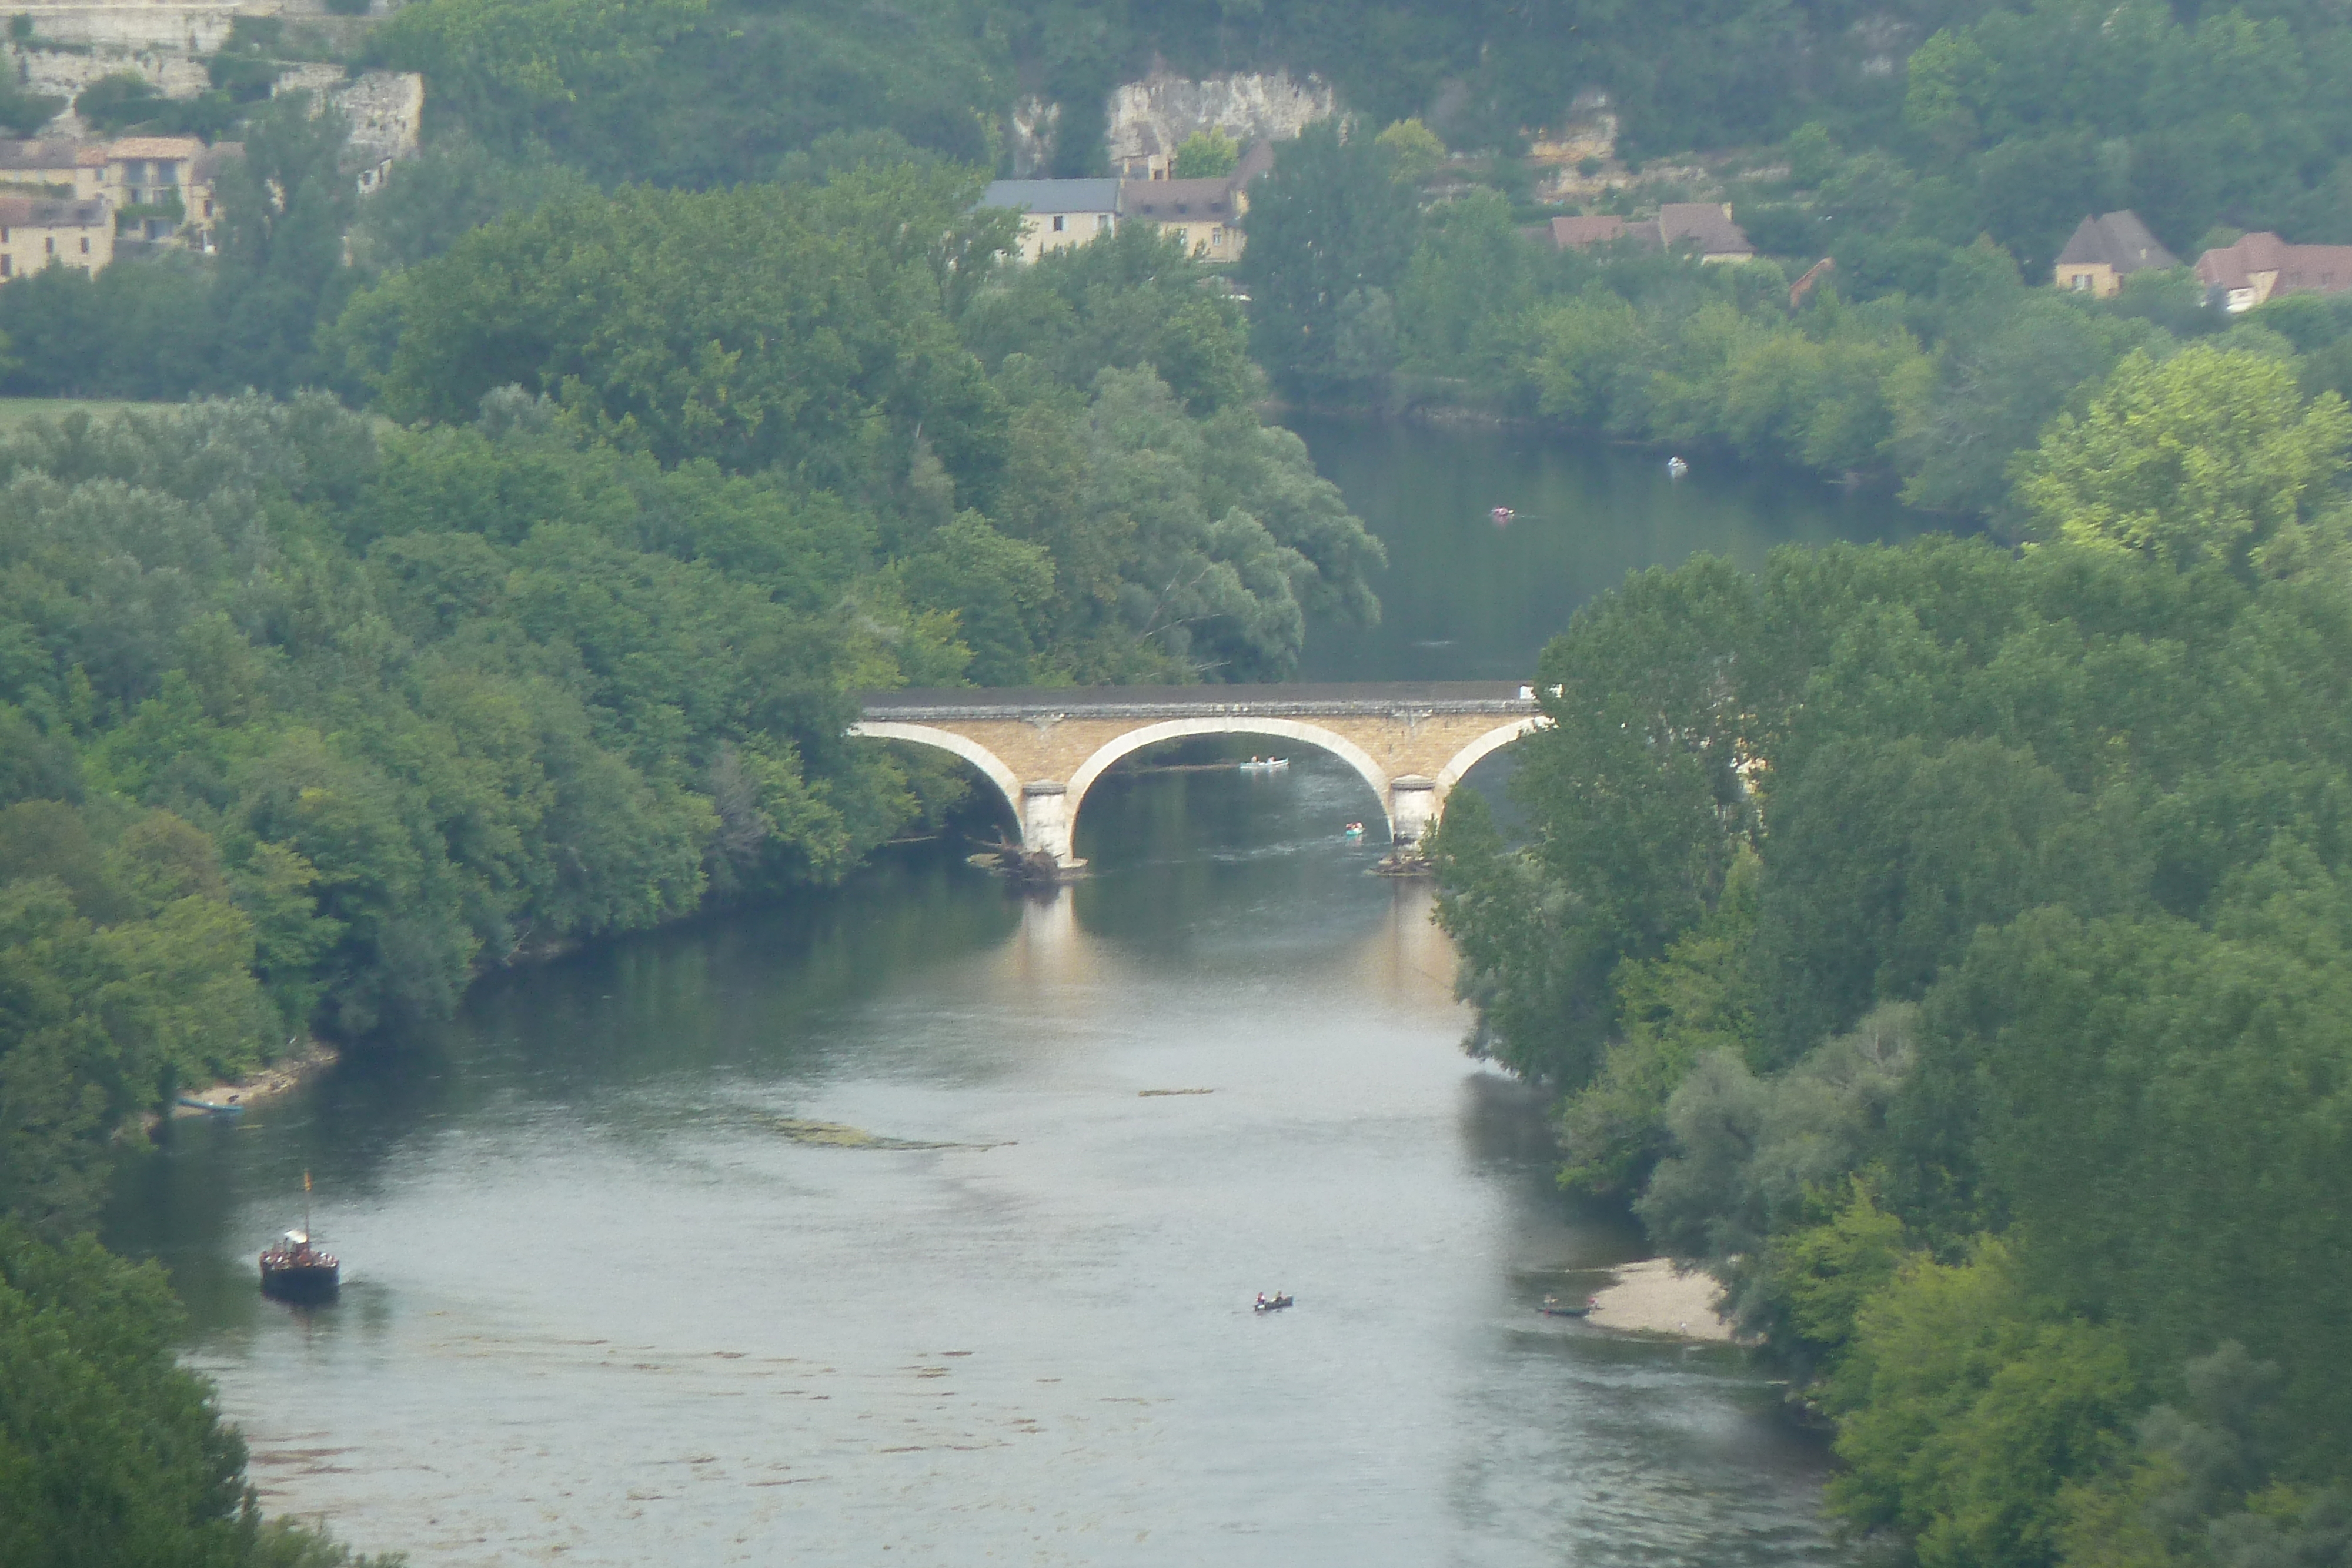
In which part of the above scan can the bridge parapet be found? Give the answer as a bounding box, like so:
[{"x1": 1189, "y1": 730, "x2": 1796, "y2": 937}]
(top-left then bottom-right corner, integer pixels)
[{"x1": 851, "y1": 681, "x2": 1548, "y2": 868}]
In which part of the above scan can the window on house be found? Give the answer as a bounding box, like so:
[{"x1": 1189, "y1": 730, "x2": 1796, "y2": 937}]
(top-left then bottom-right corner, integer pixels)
[
  {"x1": 203, "y1": 200, "x2": 213, "y2": 218},
  {"x1": 78, "y1": 236, "x2": 88, "y2": 253},
  {"x1": 1052, "y1": 214, "x2": 1066, "y2": 232},
  {"x1": 2, "y1": 258, "x2": 12, "y2": 278},
  {"x1": 44, "y1": 236, "x2": 52, "y2": 255},
  {"x1": 2070, "y1": 274, "x2": 2091, "y2": 291},
  {"x1": 157, "y1": 161, "x2": 178, "y2": 186},
  {"x1": 1097, "y1": 213, "x2": 1111, "y2": 230},
  {"x1": 1211, "y1": 227, "x2": 1223, "y2": 246}
]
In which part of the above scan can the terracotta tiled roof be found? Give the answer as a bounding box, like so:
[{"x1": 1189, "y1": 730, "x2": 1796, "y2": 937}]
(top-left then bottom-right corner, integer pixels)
[
  {"x1": 1551, "y1": 214, "x2": 1631, "y2": 248},
  {"x1": 106, "y1": 136, "x2": 206, "y2": 161},
  {"x1": 2054, "y1": 211, "x2": 2179, "y2": 273},
  {"x1": 0, "y1": 195, "x2": 109, "y2": 227},
  {"x1": 2196, "y1": 232, "x2": 2352, "y2": 297}
]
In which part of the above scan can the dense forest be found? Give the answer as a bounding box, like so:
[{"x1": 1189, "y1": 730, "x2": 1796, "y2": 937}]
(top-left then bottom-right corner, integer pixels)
[{"x1": 1432, "y1": 342, "x2": 2352, "y2": 1564}]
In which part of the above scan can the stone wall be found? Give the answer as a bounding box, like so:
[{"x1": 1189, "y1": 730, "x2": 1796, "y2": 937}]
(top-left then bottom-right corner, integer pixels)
[
  {"x1": 8, "y1": 0, "x2": 258, "y2": 54},
  {"x1": 15, "y1": 43, "x2": 211, "y2": 136}
]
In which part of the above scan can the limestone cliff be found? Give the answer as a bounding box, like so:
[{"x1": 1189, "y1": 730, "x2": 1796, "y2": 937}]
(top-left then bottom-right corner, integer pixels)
[{"x1": 1105, "y1": 70, "x2": 1334, "y2": 166}]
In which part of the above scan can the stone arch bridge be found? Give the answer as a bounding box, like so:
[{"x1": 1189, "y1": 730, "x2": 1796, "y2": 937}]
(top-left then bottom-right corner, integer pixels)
[{"x1": 852, "y1": 682, "x2": 1547, "y2": 869}]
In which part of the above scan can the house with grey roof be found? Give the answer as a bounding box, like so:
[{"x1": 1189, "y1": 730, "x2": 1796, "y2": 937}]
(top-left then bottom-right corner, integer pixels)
[
  {"x1": 980, "y1": 178, "x2": 1122, "y2": 262},
  {"x1": 2054, "y1": 212, "x2": 2179, "y2": 297}
]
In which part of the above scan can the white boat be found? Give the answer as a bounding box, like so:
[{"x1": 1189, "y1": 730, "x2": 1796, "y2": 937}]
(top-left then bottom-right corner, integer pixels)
[
  {"x1": 1666, "y1": 456, "x2": 1689, "y2": 478},
  {"x1": 1237, "y1": 757, "x2": 1290, "y2": 773}
]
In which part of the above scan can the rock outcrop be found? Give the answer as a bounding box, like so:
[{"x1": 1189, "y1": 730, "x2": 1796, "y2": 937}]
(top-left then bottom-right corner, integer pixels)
[{"x1": 1105, "y1": 70, "x2": 1334, "y2": 167}]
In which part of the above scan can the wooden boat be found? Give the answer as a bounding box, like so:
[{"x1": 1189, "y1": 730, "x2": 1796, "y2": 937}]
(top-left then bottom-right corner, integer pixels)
[
  {"x1": 1253, "y1": 1293, "x2": 1294, "y2": 1313},
  {"x1": 259, "y1": 1229, "x2": 340, "y2": 1302},
  {"x1": 260, "y1": 1171, "x2": 338, "y2": 1302},
  {"x1": 1237, "y1": 757, "x2": 1290, "y2": 773},
  {"x1": 1540, "y1": 1295, "x2": 1593, "y2": 1318}
]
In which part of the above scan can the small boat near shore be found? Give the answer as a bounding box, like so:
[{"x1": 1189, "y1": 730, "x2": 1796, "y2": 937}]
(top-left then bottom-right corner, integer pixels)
[
  {"x1": 1539, "y1": 1295, "x2": 1594, "y2": 1318},
  {"x1": 176, "y1": 1094, "x2": 245, "y2": 1114},
  {"x1": 1254, "y1": 1292, "x2": 1294, "y2": 1313}
]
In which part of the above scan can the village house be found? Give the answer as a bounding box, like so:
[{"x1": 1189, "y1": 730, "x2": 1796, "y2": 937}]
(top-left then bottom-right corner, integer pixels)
[
  {"x1": 0, "y1": 140, "x2": 107, "y2": 200},
  {"x1": 103, "y1": 136, "x2": 223, "y2": 244},
  {"x1": 984, "y1": 142, "x2": 1274, "y2": 265},
  {"x1": 0, "y1": 194, "x2": 113, "y2": 276},
  {"x1": 980, "y1": 177, "x2": 1121, "y2": 262},
  {"x1": 2053, "y1": 211, "x2": 2178, "y2": 296},
  {"x1": 2193, "y1": 231, "x2": 2352, "y2": 313},
  {"x1": 1549, "y1": 203, "x2": 1756, "y2": 262}
]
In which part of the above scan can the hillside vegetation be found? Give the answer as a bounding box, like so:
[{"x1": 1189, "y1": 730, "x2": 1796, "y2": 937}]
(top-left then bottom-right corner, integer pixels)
[{"x1": 1434, "y1": 351, "x2": 2352, "y2": 1564}]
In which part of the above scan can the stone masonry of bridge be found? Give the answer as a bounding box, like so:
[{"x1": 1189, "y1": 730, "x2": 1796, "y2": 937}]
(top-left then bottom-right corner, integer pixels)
[{"x1": 851, "y1": 682, "x2": 1547, "y2": 868}]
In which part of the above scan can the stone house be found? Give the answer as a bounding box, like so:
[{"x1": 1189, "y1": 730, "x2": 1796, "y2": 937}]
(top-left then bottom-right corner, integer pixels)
[
  {"x1": 0, "y1": 194, "x2": 112, "y2": 276},
  {"x1": 0, "y1": 140, "x2": 107, "y2": 199},
  {"x1": 981, "y1": 178, "x2": 1122, "y2": 262},
  {"x1": 2053, "y1": 211, "x2": 2179, "y2": 296},
  {"x1": 2194, "y1": 231, "x2": 2352, "y2": 313},
  {"x1": 986, "y1": 143, "x2": 1275, "y2": 265},
  {"x1": 1548, "y1": 203, "x2": 1756, "y2": 262},
  {"x1": 104, "y1": 135, "x2": 212, "y2": 242},
  {"x1": 1119, "y1": 174, "x2": 1245, "y2": 260}
]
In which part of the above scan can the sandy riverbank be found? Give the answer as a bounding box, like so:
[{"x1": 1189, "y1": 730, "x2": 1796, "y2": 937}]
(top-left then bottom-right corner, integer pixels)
[
  {"x1": 1586, "y1": 1257, "x2": 1742, "y2": 1342},
  {"x1": 169, "y1": 1040, "x2": 340, "y2": 1117}
]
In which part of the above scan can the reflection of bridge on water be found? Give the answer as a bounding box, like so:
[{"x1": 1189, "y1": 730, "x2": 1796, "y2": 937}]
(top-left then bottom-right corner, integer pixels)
[{"x1": 851, "y1": 683, "x2": 1547, "y2": 869}]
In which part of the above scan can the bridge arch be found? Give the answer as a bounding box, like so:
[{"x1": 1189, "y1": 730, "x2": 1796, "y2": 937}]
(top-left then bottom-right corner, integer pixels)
[
  {"x1": 1435, "y1": 717, "x2": 1551, "y2": 798},
  {"x1": 851, "y1": 720, "x2": 1023, "y2": 829},
  {"x1": 1065, "y1": 717, "x2": 1398, "y2": 843}
]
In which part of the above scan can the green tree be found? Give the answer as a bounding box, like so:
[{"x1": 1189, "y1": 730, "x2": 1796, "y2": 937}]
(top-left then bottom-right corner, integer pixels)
[
  {"x1": 2014, "y1": 345, "x2": 2352, "y2": 576},
  {"x1": 1171, "y1": 127, "x2": 1240, "y2": 179},
  {"x1": 1235, "y1": 121, "x2": 1421, "y2": 398}
]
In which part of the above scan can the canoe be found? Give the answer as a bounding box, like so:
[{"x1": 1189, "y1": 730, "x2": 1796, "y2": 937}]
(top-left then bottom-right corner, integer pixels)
[
  {"x1": 1253, "y1": 1294, "x2": 1294, "y2": 1313},
  {"x1": 1539, "y1": 1303, "x2": 1592, "y2": 1318},
  {"x1": 176, "y1": 1095, "x2": 245, "y2": 1114}
]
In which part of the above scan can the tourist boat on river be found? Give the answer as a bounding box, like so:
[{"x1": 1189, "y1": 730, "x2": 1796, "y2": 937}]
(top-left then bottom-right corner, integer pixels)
[
  {"x1": 1238, "y1": 757, "x2": 1289, "y2": 773},
  {"x1": 1254, "y1": 1292, "x2": 1294, "y2": 1313},
  {"x1": 1539, "y1": 1295, "x2": 1594, "y2": 1318},
  {"x1": 260, "y1": 1231, "x2": 340, "y2": 1301},
  {"x1": 260, "y1": 1171, "x2": 339, "y2": 1302}
]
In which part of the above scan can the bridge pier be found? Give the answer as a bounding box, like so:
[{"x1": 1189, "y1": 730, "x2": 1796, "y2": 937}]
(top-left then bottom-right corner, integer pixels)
[
  {"x1": 1388, "y1": 775, "x2": 1439, "y2": 845},
  {"x1": 1020, "y1": 781, "x2": 1084, "y2": 871}
]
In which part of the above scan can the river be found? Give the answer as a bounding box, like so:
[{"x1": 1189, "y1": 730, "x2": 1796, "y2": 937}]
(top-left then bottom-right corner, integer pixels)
[{"x1": 108, "y1": 427, "x2": 1939, "y2": 1565}]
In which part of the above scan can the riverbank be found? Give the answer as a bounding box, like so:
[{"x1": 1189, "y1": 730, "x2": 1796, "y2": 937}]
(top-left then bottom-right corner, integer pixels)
[
  {"x1": 168, "y1": 1039, "x2": 341, "y2": 1119},
  {"x1": 1588, "y1": 1257, "x2": 1740, "y2": 1342}
]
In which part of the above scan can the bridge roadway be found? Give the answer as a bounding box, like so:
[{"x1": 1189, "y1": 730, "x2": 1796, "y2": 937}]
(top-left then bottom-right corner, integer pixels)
[{"x1": 851, "y1": 682, "x2": 1548, "y2": 868}]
